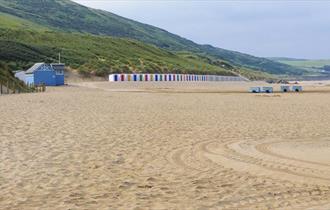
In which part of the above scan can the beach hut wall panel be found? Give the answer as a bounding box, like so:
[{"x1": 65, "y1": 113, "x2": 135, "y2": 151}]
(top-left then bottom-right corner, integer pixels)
[
  {"x1": 25, "y1": 74, "x2": 34, "y2": 85},
  {"x1": 120, "y1": 74, "x2": 124, "y2": 81},
  {"x1": 262, "y1": 87, "x2": 273, "y2": 93},
  {"x1": 55, "y1": 73, "x2": 64, "y2": 85},
  {"x1": 51, "y1": 64, "x2": 65, "y2": 86},
  {"x1": 133, "y1": 74, "x2": 138, "y2": 81},
  {"x1": 109, "y1": 74, "x2": 114, "y2": 82},
  {"x1": 281, "y1": 86, "x2": 290, "y2": 92},
  {"x1": 250, "y1": 87, "x2": 261, "y2": 93},
  {"x1": 292, "y1": 86, "x2": 303, "y2": 92},
  {"x1": 32, "y1": 64, "x2": 57, "y2": 86},
  {"x1": 33, "y1": 70, "x2": 55, "y2": 86}
]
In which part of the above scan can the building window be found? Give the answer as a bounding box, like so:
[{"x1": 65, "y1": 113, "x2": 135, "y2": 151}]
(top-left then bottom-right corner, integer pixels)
[{"x1": 56, "y1": 70, "x2": 63, "y2": 75}]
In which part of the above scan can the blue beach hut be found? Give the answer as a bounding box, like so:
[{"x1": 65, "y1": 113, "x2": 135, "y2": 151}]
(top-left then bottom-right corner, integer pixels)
[{"x1": 20, "y1": 63, "x2": 65, "y2": 86}]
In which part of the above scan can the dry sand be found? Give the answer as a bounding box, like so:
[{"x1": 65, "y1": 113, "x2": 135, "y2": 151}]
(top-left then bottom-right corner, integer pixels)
[{"x1": 1, "y1": 81, "x2": 330, "y2": 209}]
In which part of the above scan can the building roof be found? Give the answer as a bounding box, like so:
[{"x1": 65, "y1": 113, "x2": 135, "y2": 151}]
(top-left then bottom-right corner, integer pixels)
[{"x1": 26, "y1": 63, "x2": 45, "y2": 74}]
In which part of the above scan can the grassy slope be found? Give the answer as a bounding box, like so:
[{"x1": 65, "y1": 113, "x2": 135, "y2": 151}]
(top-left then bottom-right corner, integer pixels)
[
  {"x1": 0, "y1": 0, "x2": 304, "y2": 76},
  {"x1": 0, "y1": 22, "x2": 236, "y2": 77},
  {"x1": 0, "y1": 62, "x2": 30, "y2": 92},
  {"x1": 272, "y1": 58, "x2": 330, "y2": 68},
  {"x1": 0, "y1": 11, "x2": 48, "y2": 30}
]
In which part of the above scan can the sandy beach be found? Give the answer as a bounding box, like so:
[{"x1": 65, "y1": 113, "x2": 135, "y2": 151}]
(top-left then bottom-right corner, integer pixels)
[{"x1": 1, "y1": 81, "x2": 330, "y2": 209}]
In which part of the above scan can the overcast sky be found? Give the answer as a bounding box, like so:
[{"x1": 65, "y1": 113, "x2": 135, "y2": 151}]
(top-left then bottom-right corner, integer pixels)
[{"x1": 72, "y1": 0, "x2": 330, "y2": 59}]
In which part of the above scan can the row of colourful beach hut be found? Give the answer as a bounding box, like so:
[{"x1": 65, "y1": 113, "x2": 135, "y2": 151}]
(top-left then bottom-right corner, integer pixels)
[{"x1": 109, "y1": 74, "x2": 246, "y2": 82}]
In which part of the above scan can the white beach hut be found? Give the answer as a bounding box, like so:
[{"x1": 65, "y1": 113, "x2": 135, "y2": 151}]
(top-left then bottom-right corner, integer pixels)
[
  {"x1": 292, "y1": 86, "x2": 303, "y2": 92},
  {"x1": 250, "y1": 87, "x2": 261, "y2": 93},
  {"x1": 262, "y1": 87, "x2": 273, "y2": 93},
  {"x1": 280, "y1": 86, "x2": 290, "y2": 92}
]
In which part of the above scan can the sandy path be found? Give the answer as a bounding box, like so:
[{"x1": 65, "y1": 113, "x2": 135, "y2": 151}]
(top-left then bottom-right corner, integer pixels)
[{"x1": 1, "y1": 82, "x2": 330, "y2": 209}]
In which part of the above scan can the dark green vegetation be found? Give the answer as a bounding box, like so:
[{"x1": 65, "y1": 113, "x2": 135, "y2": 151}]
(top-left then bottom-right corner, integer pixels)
[{"x1": 0, "y1": 0, "x2": 304, "y2": 78}]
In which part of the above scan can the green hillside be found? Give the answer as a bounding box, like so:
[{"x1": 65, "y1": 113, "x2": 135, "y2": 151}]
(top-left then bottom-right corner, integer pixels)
[
  {"x1": 0, "y1": 11, "x2": 48, "y2": 30},
  {"x1": 0, "y1": 0, "x2": 304, "y2": 76},
  {"x1": 0, "y1": 27, "x2": 237, "y2": 77},
  {"x1": 270, "y1": 57, "x2": 330, "y2": 68}
]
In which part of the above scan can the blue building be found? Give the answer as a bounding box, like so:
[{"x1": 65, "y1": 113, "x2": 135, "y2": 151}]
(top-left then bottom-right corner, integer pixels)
[{"x1": 15, "y1": 63, "x2": 65, "y2": 86}]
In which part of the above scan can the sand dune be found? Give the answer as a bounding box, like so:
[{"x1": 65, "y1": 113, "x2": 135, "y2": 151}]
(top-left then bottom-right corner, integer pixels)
[{"x1": 1, "y1": 81, "x2": 330, "y2": 209}]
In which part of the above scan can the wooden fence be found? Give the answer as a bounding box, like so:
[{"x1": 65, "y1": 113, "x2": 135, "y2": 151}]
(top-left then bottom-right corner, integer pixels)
[{"x1": 0, "y1": 75, "x2": 46, "y2": 95}]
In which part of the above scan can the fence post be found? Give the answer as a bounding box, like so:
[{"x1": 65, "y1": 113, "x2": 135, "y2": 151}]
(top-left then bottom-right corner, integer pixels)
[{"x1": 6, "y1": 80, "x2": 9, "y2": 94}]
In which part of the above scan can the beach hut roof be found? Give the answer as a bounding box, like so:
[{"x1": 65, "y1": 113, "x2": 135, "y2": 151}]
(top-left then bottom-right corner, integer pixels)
[{"x1": 26, "y1": 63, "x2": 45, "y2": 74}]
